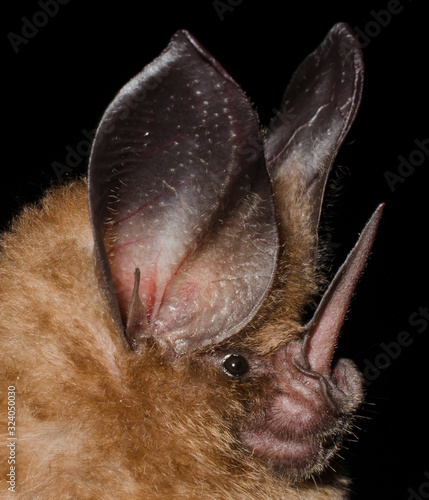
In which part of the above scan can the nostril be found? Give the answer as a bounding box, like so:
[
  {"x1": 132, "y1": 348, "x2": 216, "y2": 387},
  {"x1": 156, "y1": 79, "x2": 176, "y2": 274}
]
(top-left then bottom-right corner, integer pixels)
[{"x1": 331, "y1": 358, "x2": 363, "y2": 400}]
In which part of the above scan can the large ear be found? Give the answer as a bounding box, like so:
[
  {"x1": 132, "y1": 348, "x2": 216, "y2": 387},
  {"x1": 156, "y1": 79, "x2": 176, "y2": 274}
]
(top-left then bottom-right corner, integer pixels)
[
  {"x1": 88, "y1": 30, "x2": 278, "y2": 354},
  {"x1": 265, "y1": 23, "x2": 364, "y2": 258}
]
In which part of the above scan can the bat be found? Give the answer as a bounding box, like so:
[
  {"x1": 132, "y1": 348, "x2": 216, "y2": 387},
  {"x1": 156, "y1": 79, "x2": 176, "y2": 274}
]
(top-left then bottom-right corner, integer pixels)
[{"x1": 1, "y1": 22, "x2": 383, "y2": 499}]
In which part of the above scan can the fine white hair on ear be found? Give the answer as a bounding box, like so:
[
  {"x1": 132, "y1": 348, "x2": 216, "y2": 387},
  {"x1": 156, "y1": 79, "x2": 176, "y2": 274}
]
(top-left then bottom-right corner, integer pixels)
[{"x1": 88, "y1": 29, "x2": 278, "y2": 354}]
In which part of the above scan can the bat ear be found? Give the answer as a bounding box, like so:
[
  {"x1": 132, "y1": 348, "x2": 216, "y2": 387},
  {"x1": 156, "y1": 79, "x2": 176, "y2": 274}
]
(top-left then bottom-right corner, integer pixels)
[
  {"x1": 88, "y1": 30, "x2": 278, "y2": 354},
  {"x1": 265, "y1": 23, "x2": 364, "y2": 259}
]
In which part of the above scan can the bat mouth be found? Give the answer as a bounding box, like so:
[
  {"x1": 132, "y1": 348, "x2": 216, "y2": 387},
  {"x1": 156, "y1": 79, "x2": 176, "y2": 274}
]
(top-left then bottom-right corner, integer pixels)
[
  {"x1": 240, "y1": 428, "x2": 336, "y2": 475},
  {"x1": 240, "y1": 340, "x2": 362, "y2": 478}
]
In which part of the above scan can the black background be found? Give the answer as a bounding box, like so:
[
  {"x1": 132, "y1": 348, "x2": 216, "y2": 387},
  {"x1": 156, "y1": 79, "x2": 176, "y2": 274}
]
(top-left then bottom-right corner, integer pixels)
[{"x1": 4, "y1": 1, "x2": 428, "y2": 498}]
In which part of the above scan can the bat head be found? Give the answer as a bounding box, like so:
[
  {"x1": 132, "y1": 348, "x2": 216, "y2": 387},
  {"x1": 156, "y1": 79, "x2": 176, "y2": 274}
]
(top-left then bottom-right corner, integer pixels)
[
  {"x1": 87, "y1": 23, "x2": 382, "y2": 481},
  {"x1": 0, "y1": 23, "x2": 382, "y2": 496}
]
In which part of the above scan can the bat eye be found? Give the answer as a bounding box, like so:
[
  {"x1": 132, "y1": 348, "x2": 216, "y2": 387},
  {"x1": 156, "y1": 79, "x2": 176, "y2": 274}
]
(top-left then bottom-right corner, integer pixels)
[{"x1": 222, "y1": 354, "x2": 249, "y2": 377}]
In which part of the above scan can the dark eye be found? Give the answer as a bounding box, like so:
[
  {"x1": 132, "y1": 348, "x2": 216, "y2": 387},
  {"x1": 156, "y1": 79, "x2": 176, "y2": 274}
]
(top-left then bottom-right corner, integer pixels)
[{"x1": 222, "y1": 354, "x2": 249, "y2": 377}]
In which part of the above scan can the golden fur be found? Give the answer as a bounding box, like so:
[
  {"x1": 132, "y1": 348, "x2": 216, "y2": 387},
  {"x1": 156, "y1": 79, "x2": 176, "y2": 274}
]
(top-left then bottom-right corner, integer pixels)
[{"x1": 0, "y1": 181, "x2": 350, "y2": 499}]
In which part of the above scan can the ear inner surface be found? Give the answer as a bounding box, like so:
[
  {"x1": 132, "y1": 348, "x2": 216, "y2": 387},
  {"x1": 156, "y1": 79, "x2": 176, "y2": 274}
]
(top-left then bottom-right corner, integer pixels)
[{"x1": 88, "y1": 30, "x2": 278, "y2": 354}]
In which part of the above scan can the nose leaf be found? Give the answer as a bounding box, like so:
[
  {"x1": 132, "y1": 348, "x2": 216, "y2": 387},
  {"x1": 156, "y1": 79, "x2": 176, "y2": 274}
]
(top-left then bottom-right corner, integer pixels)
[{"x1": 305, "y1": 204, "x2": 384, "y2": 376}]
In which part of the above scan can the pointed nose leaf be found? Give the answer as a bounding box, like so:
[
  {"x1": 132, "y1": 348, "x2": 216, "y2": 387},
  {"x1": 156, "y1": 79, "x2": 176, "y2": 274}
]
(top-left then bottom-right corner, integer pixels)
[{"x1": 305, "y1": 204, "x2": 384, "y2": 375}]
